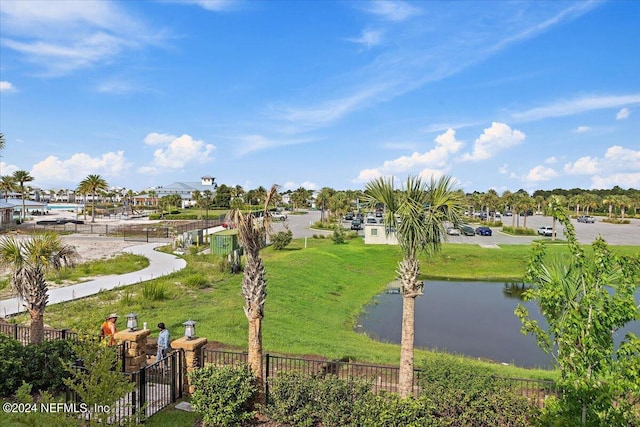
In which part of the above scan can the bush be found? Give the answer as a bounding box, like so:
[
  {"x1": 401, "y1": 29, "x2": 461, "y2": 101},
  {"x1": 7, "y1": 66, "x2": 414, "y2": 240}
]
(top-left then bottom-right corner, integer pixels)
[
  {"x1": 264, "y1": 371, "x2": 371, "y2": 427},
  {"x1": 356, "y1": 392, "x2": 437, "y2": 427},
  {"x1": 270, "y1": 228, "x2": 293, "y2": 250},
  {"x1": 0, "y1": 335, "x2": 76, "y2": 397},
  {"x1": 189, "y1": 364, "x2": 257, "y2": 426},
  {"x1": 416, "y1": 358, "x2": 537, "y2": 426},
  {"x1": 332, "y1": 227, "x2": 345, "y2": 244},
  {"x1": 502, "y1": 226, "x2": 536, "y2": 235}
]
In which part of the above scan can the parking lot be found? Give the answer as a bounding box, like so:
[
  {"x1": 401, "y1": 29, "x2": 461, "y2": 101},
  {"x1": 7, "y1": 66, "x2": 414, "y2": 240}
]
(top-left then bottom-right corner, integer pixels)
[{"x1": 272, "y1": 210, "x2": 640, "y2": 247}]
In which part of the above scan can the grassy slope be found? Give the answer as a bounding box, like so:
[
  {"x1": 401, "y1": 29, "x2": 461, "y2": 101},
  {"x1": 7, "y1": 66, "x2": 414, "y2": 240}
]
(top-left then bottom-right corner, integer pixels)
[{"x1": 25, "y1": 238, "x2": 640, "y2": 381}]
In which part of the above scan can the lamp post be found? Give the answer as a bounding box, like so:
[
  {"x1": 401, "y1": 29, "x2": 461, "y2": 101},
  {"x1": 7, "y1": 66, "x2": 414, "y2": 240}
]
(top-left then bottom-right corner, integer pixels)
[
  {"x1": 183, "y1": 320, "x2": 196, "y2": 340},
  {"x1": 126, "y1": 313, "x2": 138, "y2": 332}
]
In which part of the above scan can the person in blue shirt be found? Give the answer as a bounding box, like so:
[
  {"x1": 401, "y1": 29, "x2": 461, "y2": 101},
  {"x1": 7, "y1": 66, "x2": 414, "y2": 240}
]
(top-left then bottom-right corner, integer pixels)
[{"x1": 156, "y1": 322, "x2": 170, "y2": 370}]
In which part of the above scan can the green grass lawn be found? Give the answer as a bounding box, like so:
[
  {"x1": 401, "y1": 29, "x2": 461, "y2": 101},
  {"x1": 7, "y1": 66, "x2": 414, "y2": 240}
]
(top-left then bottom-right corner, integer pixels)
[{"x1": 19, "y1": 238, "x2": 640, "y2": 382}]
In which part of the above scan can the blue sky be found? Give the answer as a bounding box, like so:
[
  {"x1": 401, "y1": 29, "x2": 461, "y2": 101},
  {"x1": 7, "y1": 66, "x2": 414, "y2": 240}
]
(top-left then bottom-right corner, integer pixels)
[{"x1": 1, "y1": 0, "x2": 639, "y2": 194}]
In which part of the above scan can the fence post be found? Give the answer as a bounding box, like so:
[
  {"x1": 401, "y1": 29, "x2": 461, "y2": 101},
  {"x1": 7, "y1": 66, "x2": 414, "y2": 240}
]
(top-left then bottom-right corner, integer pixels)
[
  {"x1": 139, "y1": 367, "x2": 146, "y2": 418},
  {"x1": 13, "y1": 323, "x2": 18, "y2": 340},
  {"x1": 171, "y1": 337, "x2": 207, "y2": 395},
  {"x1": 265, "y1": 353, "x2": 270, "y2": 402}
]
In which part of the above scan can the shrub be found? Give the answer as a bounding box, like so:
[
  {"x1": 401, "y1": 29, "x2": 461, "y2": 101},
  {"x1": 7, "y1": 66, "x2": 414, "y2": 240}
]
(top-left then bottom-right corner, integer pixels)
[
  {"x1": 264, "y1": 371, "x2": 371, "y2": 427},
  {"x1": 502, "y1": 226, "x2": 536, "y2": 236},
  {"x1": 270, "y1": 228, "x2": 293, "y2": 250},
  {"x1": 416, "y1": 358, "x2": 537, "y2": 426},
  {"x1": 355, "y1": 392, "x2": 437, "y2": 427},
  {"x1": 189, "y1": 364, "x2": 257, "y2": 427},
  {"x1": 332, "y1": 227, "x2": 345, "y2": 244},
  {"x1": 0, "y1": 334, "x2": 28, "y2": 397},
  {"x1": 183, "y1": 274, "x2": 210, "y2": 289}
]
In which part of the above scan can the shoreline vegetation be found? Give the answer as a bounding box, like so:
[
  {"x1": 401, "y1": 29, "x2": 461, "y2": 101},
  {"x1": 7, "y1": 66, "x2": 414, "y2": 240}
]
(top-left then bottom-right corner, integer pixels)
[{"x1": 10, "y1": 238, "x2": 640, "y2": 381}]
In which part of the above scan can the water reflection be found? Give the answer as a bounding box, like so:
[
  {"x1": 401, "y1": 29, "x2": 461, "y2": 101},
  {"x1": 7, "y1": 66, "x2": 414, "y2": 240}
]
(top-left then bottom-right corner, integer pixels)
[
  {"x1": 502, "y1": 282, "x2": 532, "y2": 300},
  {"x1": 356, "y1": 281, "x2": 640, "y2": 369}
]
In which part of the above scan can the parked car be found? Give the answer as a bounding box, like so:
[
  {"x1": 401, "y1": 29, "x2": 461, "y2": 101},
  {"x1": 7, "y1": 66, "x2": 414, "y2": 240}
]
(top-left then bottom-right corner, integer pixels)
[
  {"x1": 271, "y1": 212, "x2": 287, "y2": 221},
  {"x1": 475, "y1": 226, "x2": 492, "y2": 236},
  {"x1": 350, "y1": 219, "x2": 362, "y2": 230},
  {"x1": 366, "y1": 217, "x2": 377, "y2": 224},
  {"x1": 577, "y1": 215, "x2": 595, "y2": 223},
  {"x1": 446, "y1": 227, "x2": 461, "y2": 236},
  {"x1": 460, "y1": 224, "x2": 476, "y2": 236},
  {"x1": 537, "y1": 226, "x2": 555, "y2": 237},
  {"x1": 345, "y1": 213, "x2": 354, "y2": 220}
]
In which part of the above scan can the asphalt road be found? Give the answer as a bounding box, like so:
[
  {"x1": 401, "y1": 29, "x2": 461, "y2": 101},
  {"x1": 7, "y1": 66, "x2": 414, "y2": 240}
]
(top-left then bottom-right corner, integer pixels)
[{"x1": 271, "y1": 210, "x2": 640, "y2": 246}]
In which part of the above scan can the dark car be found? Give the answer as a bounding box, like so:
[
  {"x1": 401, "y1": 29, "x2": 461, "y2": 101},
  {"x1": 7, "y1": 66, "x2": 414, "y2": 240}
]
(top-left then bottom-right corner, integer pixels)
[
  {"x1": 460, "y1": 224, "x2": 476, "y2": 236},
  {"x1": 345, "y1": 213, "x2": 354, "y2": 220},
  {"x1": 36, "y1": 218, "x2": 84, "y2": 225},
  {"x1": 475, "y1": 226, "x2": 492, "y2": 236},
  {"x1": 350, "y1": 219, "x2": 362, "y2": 230}
]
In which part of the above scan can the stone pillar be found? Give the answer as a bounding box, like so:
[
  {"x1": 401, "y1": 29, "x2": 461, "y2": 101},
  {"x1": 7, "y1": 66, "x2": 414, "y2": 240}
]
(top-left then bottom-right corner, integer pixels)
[
  {"x1": 114, "y1": 329, "x2": 151, "y2": 373},
  {"x1": 171, "y1": 336, "x2": 208, "y2": 395}
]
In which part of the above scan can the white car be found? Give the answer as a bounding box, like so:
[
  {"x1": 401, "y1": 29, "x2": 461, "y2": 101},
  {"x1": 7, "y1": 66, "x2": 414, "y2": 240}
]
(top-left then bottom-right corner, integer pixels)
[
  {"x1": 271, "y1": 212, "x2": 287, "y2": 221},
  {"x1": 446, "y1": 227, "x2": 461, "y2": 235},
  {"x1": 537, "y1": 226, "x2": 555, "y2": 237}
]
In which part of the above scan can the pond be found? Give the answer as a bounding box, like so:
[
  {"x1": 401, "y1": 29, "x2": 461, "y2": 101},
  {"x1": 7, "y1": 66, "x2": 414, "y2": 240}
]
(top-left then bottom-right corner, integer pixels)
[{"x1": 355, "y1": 281, "x2": 640, "y2": 369}]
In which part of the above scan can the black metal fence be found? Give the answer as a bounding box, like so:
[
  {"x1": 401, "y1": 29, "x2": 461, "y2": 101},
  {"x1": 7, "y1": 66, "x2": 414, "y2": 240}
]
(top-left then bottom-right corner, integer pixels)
[
  {"x1": 202, "y1": 349, "x2": 557, "y2": 407},
  {"x1": 122, "y1": 225, "x2": 170, "y2": 242},
  {"x1": 66, "y1": 349, "x2": 183, "y2": 425}
]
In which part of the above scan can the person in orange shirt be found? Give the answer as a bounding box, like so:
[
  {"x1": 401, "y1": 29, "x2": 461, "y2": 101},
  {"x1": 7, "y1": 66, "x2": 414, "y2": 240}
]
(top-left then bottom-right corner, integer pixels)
[{"x1": 100, "y1": 313, "x2": 118, "y2": 345}]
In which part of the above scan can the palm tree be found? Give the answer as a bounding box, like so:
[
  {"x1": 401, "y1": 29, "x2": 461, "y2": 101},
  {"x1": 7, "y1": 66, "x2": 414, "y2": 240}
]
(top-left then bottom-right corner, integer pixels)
[
  {"x1": 547, "y1": 195, "x2": 564, "y2": 241},
  {"x1": 78, "y1": 174, "x2": 108, "y2": 223},
  {"x1": 0, "y1": 175, "x2": 15, "y2": 201},
  {"x1": 315, "y1": 187, "x2": 334, "y2": 223},
  {"x1": 225, "y1": 184, "x2": 279, "y2": 403},
  {"x1": 12, "y1": 170, "x2": 34, "y2": 221},
  {"x1": 365, "y1": 175, "x2": 465, "y2": 397},
  {"x1": 0, "y1": 232, "x2": 78, "y2": 343}
]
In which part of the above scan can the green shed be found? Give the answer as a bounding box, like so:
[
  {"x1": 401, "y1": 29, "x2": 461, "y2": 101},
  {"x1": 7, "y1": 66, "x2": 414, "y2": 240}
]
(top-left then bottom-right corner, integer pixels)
[{"x1": 211, "y1": 229, "x2": 239, "y2": 256}]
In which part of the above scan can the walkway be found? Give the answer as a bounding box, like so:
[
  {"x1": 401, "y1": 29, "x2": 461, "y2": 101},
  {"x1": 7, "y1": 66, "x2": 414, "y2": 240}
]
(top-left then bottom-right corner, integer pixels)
[{"x1": 0, "y1": 242, "x2": 187, "y2": 317}]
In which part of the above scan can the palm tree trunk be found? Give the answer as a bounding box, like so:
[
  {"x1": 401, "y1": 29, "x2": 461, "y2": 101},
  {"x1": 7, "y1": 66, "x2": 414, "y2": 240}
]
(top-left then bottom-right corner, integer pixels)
[
  {"x1": 398, "y1": 295, "x2": 416, "y2": 397},
  {"x1": 248, "y1": 316, "x2": 264, "y2": 403},
  {"x1": 29, "y1": 308, "x2": 45, "y2": 344}
]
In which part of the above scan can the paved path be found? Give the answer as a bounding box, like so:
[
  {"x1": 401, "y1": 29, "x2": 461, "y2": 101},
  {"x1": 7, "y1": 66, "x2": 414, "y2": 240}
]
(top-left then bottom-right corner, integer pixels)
[{"x1": 0, "y1": 242, "x2": 187, "y2": 317}]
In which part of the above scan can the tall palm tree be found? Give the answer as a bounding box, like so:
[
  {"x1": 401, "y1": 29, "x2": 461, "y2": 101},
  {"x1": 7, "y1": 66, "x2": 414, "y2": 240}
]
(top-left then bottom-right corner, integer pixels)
[
  {"x1": 225, "y1": 184, "x2": 279, "y2": 403},
  {"x1": 12, "y1": 170, "x2": 34, "y2": 221},
  {"x1": 0, "y1": 133, "x2": 5, "y2": 176},
  {"x1": 365, "y1": 175, "x2": 465, "y2": 397},
  {"x1": 316, "y1": 187, "x2": 335, "y2": 223},
  {"x1": 0, "y1": 232, "x2": 78, "y2": 343},
  {"x1": 1, "y1": 175, "x2": 16, "y2": 201},
  {"x1": 78, "y1": 174, "x2": 108, "y2": 223}
]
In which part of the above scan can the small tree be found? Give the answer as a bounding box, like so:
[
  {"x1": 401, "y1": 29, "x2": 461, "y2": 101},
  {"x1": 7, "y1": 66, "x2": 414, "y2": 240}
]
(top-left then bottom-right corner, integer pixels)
[
  {"x1": 270, "y1": 226, "x2": 293, "y2": 250},
  {"x1": 516, "y1": 206, "x2": 640, "y2": 426}
]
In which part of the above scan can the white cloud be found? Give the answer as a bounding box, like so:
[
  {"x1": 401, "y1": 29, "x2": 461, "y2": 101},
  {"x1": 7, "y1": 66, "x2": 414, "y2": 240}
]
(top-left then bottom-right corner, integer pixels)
[
  {"x1": 498, "y1": 163, "x2": 509, "y2": 174},
  {"x1": 591, "y1": 173, "x2": 640, "y2": 189},
  {"x1": 347, "y1": 29, "x2": 384, "y2": 48},
  {"x1": 461, "y1": 122, "x2": 525, "y2": 161},
  {"x1": 169, "y1": 0, "x2": 238, "y2": 11},
  {"x1": 234, "y1": 134, "x2": 315, "y2": 157},
  {"x1": 138, "y1": 133, "x2": 215, "y2": 174},
  {"x1": 0, "y1": 0, "x2": 162, "y2": 75},
  {"x1": 524, "y1": 165, "x2": 558, "y2": 183},
  {"x1": 0, "y1": 81, "x2": 16, "y2": 92},
  {"x1": 31, "y1": 151, "x2": 130, "y2": 184},
  {"x1": 282, "y1": 181, "x2": 318, "y2": 191},
  {"x1": 616, "y1": 107, "x2": 630, "y2": 120},
  {"x1": 363, "y1": 1, "x2": 421, "y2": 22},
  {"x1": 573, "y1": 126, "x2": 591, "y2": 133},
  {"x1": 512, "y1": 94, "x2": 640, "y2": 122},
  {"x1": 0, "y1": 162, "x2": 19, "y2": 176},
  {"x1": 544, "y1": 156, "x2": 558, "y2": 164},
  {"x1": 353, "y1": 128, "x2": 463, "y2": 183},
  {"x1": 564, "y1": 156, "x2": 599, "y2": 175},
  {"x1": 603, "y1": 145, "x2": 640, "y2": 171}
]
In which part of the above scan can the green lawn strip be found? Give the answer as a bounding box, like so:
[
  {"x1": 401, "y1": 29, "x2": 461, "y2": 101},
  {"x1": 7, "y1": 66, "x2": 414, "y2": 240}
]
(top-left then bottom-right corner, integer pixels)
[
  {"x1": 26, "y1": 239, "x2": 639, "y2": 382},
  {"x1": 48, "y1": 253, "x2": 149, "y2": 283}
]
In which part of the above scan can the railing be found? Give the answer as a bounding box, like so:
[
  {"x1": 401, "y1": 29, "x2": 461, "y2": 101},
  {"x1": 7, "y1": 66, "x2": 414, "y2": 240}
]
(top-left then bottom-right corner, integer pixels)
[
  {"x1": 202, "y1": 349, "x2": 558, "y2": 406},
  {"x1": 66, "y1": 349, "x2": 183, "y2": 424}
]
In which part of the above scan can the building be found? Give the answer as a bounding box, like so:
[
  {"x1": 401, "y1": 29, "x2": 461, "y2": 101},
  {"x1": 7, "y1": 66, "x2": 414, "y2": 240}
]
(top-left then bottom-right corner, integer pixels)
[
  {"x1": 136, "y1": 176, "x2": 218, "y2": 208},
  {"x1": 363, "y1": 223, "x2": 398, "y2": 245}
]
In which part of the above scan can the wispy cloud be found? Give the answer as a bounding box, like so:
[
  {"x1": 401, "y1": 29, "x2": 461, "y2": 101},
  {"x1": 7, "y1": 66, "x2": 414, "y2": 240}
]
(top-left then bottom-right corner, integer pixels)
[
  {"x1": 346, "y1": 29, "x2": 384, "y2": 48},
  {"x1": 234, "y1": 134, "x2": 316, "y2": 158},
  {"x1": 362, "y1": 1, "x2": 421, "y2": 22},
  {"x1": 512, "y1": 94, "x2": 640, "y2": 122},
  {"x1": 0, "y1": 0, "x2": 164, "y2": 76},
  {"x1": 166, "y1": 0, "x2": 241, "y2": 12},
  {"x1": 573, "y1": 126, "x2": 591, "y2": 133}
]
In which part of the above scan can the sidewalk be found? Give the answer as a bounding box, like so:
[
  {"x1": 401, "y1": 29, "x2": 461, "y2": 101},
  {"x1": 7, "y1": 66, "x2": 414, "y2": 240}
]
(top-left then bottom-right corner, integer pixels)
[{"x1": 0, "y1": 242, "x2": 187, "y2": 317}]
